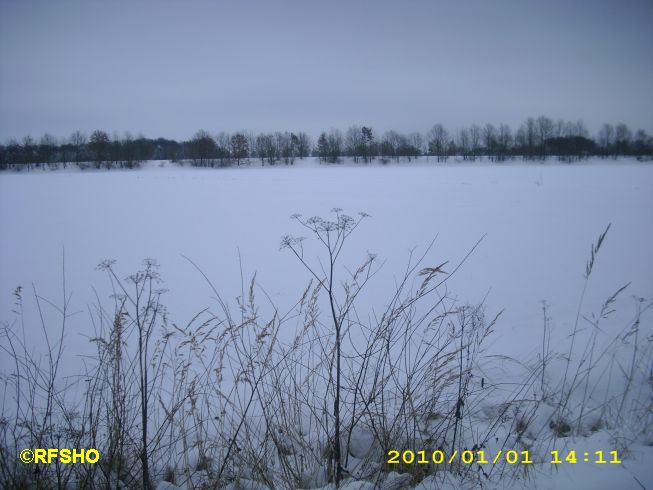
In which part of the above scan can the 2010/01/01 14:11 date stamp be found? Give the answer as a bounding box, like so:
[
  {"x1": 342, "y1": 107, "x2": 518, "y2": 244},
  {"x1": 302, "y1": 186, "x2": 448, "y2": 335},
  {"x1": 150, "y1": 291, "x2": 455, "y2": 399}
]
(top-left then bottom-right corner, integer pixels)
[{"x1": 387, "y1": 449, "x2": 622, "y2": 465}]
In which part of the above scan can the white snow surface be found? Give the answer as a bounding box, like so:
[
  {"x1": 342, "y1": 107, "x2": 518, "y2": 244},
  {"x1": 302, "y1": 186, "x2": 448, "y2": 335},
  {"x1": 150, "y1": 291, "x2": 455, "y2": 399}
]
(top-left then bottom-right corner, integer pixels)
[{"x1": 1, "y1": 157, "x2": 652, "y2": 489}]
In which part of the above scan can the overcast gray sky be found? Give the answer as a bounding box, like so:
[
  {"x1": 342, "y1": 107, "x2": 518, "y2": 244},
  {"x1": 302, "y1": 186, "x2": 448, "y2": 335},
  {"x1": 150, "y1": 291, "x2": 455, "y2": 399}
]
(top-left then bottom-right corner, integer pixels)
[{"x1": 1, "y1": 0, "x2": 652, "y2": 142}]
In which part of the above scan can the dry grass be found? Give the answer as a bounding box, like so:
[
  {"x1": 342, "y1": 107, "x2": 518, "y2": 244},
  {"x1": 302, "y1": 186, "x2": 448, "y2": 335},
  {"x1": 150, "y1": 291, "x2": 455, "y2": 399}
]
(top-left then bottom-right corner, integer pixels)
[{"x1": 0, "y1": 217, "x2": 650, "y2": 489}]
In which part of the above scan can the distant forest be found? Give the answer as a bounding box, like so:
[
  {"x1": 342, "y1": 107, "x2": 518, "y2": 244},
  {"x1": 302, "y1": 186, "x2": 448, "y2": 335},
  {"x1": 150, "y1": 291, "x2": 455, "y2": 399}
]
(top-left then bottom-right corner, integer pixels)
[{"x1": 1, "y1": 117, "x2": 652, "y2": 170}]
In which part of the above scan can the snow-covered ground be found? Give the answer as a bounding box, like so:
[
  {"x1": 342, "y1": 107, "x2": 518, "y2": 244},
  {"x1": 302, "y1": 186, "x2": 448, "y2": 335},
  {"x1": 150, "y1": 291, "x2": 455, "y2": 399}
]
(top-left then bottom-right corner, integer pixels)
[{"x1": 1, "y1": 157, "x2": 652, "y2": 489}]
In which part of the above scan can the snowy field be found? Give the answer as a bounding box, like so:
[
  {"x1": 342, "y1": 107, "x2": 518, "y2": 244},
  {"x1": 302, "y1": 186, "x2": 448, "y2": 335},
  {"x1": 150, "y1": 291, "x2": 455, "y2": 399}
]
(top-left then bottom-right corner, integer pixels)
[
  {"x1": 1, "y1": 157, "x2": 652, "y2": 489},
  {"x1": 1, "y1": 158, "x2": 652, "y2": 359}
]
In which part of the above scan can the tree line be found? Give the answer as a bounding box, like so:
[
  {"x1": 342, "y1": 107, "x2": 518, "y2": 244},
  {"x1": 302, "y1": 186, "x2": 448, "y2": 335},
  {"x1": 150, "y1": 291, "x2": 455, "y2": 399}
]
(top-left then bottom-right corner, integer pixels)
[{"x1": 1, "y1": 117, "x2": 652, "y2": 170}]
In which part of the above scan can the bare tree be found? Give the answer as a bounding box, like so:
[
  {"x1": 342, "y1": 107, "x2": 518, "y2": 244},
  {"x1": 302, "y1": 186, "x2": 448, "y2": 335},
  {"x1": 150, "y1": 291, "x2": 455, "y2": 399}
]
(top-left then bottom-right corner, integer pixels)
[
  {"x1": 69, "y1": 131, "x2": 87, "y2": 166},
  {"x1": 3, "y1": 139, "x2": 22, "y2": 167},
  {"x1": 230, "y1": 133, "x2": 249, "y2": 166},
  {"x1": 121, "y1": 131, "x2": 141, "y2": 169},
  {"x1": 361, "y1": 126, "x2": 374, "y2": 162},
  {"x1": 469, "y1": 124, "x2": 482, "y2": 161},
  {"x1": 519, "y1": 117, "x2": 537, "y2": 159},
  {"x1": 615, "y1": 123, "x2": 632, "y2": 156},
  {"x1": 89, "y1": 130, "x2": 110, "y2": 168},
  {"x1": 344, "y1": 126, "x2": 375, "y2": 162},
  {"x1": 245, "y1": 131, "x2": 256, "y2": 161},
  {"x1": 317, "y1": 133, "x2": 329, "y2": 162},
  {"x1": 632, "y1": 129, "x2": 650, "y2": 156},
  {"x1": 457, "y1": 128, "x2": 471, "y2": 160},
  {"x1": 38, "y1": 134, "x2": 58, "y2": 166},
  {"x1": 295, "y1": 132, "x2": 312, "y2": 159},
  {"x1": 215, "y1": 132, "x2": 231, "y2": 165},
  {"x1": 408, "y1": 132, "x2": 424, "y2": 157},
  {"x1": 496, "y1": 123, "x2": 512, "y2": 161},
  {"x1": 345, "y1": 125, "x2": 364, "y2": 162},
  {"x1": 427, "y1": 124, "x2": 449, "y2": 162},
  {"x1": 275, "y1": 132, "x2": 295, "y2": 165},
  {"x1": 483, "y1": 124, "x2": 497, "y2": 161},
  {"x1": 317, "y1": 129, "x2": 343, "y2": 163},
  {"x1": 188, "y1": 130, "x2": 216, "y2": 167},
  {"x1": 21, "y1": 135, "x2": 36, "y2": 168},
  {"x1": 573, "y1": 119, "x2": 588, "y2": 138},
  {"x1": 598, "y1": 123, "x2": 615, "y2": 157},
  {"x1": 255, "y1": 133, "x2": 277, "y2": 165},
  {"x1": 381, "y1": 130, "x2": 412, "y2": 162},
  {"x1": 536, "y1": 116, "x2": 554, "y2": 158}
]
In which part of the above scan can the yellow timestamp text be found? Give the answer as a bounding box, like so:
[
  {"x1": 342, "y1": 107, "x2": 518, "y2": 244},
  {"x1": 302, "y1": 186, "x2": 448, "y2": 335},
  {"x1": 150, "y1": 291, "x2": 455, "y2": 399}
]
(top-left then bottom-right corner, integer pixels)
[{"x1": 387, "y1": 449, "x2": 622, "y2": 465}]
